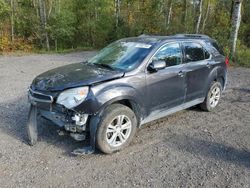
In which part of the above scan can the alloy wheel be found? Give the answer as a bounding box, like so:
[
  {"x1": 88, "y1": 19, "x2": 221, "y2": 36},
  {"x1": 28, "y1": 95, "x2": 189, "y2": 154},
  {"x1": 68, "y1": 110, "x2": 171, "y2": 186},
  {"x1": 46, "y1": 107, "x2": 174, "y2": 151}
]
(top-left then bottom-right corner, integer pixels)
[
  {"x1": 209, "y1": 86, "x2": 221, "y2": 108},
  {"x1": 106, "y1": 115, "x2": 132, "y2": 147}
]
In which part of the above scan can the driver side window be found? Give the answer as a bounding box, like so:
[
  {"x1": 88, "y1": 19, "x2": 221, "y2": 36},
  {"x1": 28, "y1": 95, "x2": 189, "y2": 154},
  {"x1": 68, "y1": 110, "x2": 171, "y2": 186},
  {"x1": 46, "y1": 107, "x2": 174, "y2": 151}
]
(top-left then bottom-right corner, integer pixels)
[{"x1": 152, "y1": 43, "x2": 182, "y2": 67}]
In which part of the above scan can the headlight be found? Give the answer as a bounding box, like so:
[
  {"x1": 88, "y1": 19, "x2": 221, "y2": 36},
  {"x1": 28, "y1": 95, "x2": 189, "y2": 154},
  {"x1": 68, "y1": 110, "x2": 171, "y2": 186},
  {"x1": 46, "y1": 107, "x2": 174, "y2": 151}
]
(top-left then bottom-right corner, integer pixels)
[{"x1": 56, "y1": 87, "x2": 89, "y2": 109}]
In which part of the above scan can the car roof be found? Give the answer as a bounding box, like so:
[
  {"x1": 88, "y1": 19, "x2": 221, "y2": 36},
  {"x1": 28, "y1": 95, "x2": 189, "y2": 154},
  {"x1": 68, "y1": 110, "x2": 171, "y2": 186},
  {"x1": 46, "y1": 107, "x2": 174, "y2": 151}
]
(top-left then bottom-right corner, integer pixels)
[{"x1": 120, "y1": 34, "x2": 214, "y2": 46}]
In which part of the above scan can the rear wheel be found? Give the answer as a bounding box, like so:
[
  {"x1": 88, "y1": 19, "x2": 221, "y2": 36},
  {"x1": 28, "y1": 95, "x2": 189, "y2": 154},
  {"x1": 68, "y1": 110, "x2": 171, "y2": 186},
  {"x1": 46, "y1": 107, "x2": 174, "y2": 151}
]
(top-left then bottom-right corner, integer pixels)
[
  {"x1": 200, "y1": 81, "x2": 222, "y2": 111},
  {"x1": 96, "y1": 104, "x2": 137, "y2": 154}
]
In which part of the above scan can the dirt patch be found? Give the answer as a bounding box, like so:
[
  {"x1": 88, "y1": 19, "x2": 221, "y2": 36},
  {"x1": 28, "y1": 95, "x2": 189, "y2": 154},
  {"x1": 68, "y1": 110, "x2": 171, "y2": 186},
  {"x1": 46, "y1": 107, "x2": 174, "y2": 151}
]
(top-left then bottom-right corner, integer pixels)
[{"x1": 0, "y1": 52, "x2": 249, "y2": 187}]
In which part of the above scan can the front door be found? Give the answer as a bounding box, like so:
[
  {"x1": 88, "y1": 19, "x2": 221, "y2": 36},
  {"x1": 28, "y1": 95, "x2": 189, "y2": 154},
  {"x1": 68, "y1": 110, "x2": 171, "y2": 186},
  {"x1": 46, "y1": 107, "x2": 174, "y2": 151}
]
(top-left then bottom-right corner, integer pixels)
[{"x1": 146, "y1": 42, "x2": 186, "y2": 115}]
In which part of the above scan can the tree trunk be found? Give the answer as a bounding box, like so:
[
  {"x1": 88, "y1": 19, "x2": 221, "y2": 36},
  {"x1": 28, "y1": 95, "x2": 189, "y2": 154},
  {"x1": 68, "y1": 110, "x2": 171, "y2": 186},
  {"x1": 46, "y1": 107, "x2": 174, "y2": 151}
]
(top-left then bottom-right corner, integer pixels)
[
  {"x1": 47, "y1": 0, "x2": 53, "y2": 19},
  {"x1": 38, "y1": 0, "x2": 50, "y2": 51},
  {"x1": 192, "y1": 0, "x2": 196, "y2": 29},
  {"x1": 10, "y1": 0, "x2": 15, "y2": 42},
  {"x1": 202, "y1": 0, "x2": 210, "y2": 33},
  {"x1": 195, "y1": 0, "x2": 203, "y2": 33},
  {"x1": 230, "y1": 0, "x2": 234, "y2": 20},
  {"x1": 229, "y1": 0, "x2": 243, "y2": 61},
  {"x1": 164, "y1": 0, "x2": 168, "y2": 28},
  {"x1": 115, "y1": 0, "x2": 121, "y2": 28},
  {"x1": 167, "y1": 0, "x2": 173, "y2": 30},
  {"x1": 184, "y1": 0, "x2": 188, "y2": 31},
  {"x1": 54, "y1": 0, "x2": 61, "y2": 51},
  {"x1": 55, "y1": 39, "x2": 58, "y2": 52}
]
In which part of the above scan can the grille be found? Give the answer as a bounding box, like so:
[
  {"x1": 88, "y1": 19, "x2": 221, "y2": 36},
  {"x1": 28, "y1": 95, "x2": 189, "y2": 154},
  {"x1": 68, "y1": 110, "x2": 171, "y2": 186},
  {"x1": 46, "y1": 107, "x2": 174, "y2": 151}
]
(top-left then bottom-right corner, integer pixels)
[{"x1": 28, "y1": 88, "x2": 53, "y2": 103}]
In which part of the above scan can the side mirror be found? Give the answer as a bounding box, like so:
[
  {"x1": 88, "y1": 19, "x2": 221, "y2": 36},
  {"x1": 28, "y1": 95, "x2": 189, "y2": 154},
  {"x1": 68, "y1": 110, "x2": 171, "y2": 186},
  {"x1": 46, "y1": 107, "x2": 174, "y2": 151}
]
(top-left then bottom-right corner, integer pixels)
[{"x1": 148, "y1": 60, "x2": 166, "y2": 72}]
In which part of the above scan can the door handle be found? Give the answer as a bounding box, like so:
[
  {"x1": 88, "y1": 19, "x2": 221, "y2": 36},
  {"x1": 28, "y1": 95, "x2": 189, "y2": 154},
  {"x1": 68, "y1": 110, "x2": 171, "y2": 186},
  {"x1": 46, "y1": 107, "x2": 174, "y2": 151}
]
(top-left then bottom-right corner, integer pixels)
[
  {"x1": 178, "y1": 71, "x2": 184, "y2": 77},
  {"x1": 206, "y1": 63, "x2": 211, "y2": 68}
]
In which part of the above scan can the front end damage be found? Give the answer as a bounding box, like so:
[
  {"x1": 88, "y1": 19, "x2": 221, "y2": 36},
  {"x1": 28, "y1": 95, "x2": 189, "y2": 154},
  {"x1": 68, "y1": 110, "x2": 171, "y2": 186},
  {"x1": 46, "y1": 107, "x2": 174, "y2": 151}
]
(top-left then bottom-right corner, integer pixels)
[{"x1": 27, "y1": 87, "x2": 95, "y2": 154}]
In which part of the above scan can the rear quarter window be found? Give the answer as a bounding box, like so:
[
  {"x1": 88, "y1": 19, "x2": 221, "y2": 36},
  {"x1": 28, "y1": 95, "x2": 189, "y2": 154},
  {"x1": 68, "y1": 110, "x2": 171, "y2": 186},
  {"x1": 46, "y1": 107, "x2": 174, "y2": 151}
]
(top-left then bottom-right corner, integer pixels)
[{"x1": 205, "y1": 41, "x2": 224, "y2": 56}]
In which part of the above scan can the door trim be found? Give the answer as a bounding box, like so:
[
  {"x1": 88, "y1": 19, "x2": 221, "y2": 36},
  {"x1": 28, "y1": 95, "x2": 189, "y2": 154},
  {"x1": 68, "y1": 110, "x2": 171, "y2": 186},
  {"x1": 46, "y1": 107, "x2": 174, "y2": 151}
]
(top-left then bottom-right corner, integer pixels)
[{"x1": 140, "y1": 97, "x2": 205, "y2": 126}]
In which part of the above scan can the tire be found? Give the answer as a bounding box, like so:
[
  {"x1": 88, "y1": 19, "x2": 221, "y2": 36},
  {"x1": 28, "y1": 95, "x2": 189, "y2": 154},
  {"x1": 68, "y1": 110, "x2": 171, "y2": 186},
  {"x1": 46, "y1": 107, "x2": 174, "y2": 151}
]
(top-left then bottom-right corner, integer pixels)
[
  {"x1": 96, "y1": 104, "x2": 137, "y2": 154},
  {"x1": 27, "y1": 105, "x2": 38, "y2": 146},
  {"x1": 200, "y1": 81, "x2": 222, "y2": 112}
]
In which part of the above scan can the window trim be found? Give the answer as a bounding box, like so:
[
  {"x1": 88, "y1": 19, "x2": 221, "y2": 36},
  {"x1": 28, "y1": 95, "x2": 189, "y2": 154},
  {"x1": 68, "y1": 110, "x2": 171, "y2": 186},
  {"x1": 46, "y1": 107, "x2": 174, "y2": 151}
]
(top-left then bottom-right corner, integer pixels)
[
  {"x1": 204, "y1": 48, "x2": 211, "y2": 60},
  {"x1": 145, "y1": 42, "x2": 183, "y2": 72}
]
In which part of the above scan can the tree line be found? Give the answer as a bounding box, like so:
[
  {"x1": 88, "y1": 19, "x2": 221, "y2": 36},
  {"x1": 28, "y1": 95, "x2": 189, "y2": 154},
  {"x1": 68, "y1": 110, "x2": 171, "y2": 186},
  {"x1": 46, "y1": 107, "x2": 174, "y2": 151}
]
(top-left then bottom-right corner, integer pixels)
[{"x1": 0, "y1": 0, "x2": 249, "y2": 61}]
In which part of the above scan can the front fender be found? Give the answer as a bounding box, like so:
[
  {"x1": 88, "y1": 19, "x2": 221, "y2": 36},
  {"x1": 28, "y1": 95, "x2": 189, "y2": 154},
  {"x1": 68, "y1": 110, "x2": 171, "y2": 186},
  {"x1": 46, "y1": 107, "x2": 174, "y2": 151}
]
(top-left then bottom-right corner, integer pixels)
[{"x1": 74, "y1": 84, "x2": 145, "y2": 117}]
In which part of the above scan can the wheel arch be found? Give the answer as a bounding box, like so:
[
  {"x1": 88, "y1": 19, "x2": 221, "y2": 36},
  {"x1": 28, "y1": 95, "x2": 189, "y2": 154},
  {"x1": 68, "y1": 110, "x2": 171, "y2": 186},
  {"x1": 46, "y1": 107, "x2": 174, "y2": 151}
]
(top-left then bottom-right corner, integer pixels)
[
  {"x1": 214, "y1": 76, "x2": 226, "y2": 90},
  {"x1": 87, "y1": 96, "x2": 143, "y2": 151},
  {"x1": 205, "y1": 66, "x2": 226, "y2": 94},
  {"x1": 97, "y1": 97, "x2": 143, "y2": 127}
]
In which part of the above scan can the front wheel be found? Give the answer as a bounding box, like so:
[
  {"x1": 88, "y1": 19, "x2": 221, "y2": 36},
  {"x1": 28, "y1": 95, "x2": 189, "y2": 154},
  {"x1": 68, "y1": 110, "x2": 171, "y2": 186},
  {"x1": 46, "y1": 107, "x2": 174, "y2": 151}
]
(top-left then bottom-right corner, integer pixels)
[
  {"x1": 200, "y1": 81, "x2": 222, "y2": 111},
  {"x1": 96, "y1": 104, "x2": 137, "y2": 154}
]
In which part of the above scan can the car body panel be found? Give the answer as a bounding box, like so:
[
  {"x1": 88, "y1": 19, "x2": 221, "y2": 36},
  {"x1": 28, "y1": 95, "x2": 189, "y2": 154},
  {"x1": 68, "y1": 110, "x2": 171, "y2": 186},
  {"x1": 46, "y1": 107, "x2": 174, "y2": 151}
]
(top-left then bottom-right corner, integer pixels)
[
  {"x1": 145, "y1": 64, "x2": 186, "y2": 113},
  {"x1": 31, "y1": 62, "x2": 125, "y2": 91},
  {"x1": 74, "y1": 72, "x2": 147, "y2": 118},
  {"x1": 183, "y1": 59, "x2": 212, "y2": 101}
]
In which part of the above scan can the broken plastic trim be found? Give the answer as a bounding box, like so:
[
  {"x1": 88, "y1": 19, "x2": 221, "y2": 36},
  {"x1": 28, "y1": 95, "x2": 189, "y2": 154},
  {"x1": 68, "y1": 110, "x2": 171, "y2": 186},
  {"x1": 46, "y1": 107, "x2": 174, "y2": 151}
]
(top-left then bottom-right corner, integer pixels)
[{"x1": 28, "y1": 87, "x2": 53, "y2": 103}]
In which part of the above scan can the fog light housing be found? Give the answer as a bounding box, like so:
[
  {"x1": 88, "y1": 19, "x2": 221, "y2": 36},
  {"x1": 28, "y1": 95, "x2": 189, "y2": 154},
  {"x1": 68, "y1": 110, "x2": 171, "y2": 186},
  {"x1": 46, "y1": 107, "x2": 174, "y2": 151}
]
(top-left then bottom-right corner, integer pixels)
[{"x1": 72, "y1": 113, "x2": 88, "y2": 126}]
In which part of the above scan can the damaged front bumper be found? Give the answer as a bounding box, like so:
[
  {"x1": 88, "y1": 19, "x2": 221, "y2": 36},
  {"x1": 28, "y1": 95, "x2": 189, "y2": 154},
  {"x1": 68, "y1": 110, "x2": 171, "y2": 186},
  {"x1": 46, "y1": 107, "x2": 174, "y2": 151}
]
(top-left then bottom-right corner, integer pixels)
[{"x1": 28, "y1": 88, "x2": 89, "y2": 141}]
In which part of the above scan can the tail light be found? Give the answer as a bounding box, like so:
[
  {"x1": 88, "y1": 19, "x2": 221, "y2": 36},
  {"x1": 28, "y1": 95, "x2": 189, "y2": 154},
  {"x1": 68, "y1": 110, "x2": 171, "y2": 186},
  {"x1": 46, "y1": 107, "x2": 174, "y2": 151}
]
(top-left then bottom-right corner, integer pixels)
[{"x1": 225, "y1": 57, "x2": 229, "y2": 67}]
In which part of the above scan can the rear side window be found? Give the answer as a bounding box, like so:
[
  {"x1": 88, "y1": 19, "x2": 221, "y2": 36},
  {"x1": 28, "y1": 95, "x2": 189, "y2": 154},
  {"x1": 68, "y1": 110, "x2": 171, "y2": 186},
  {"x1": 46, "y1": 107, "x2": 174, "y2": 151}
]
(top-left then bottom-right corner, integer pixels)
[{"x1": 183, "y1": 42, "x2": 209, "y2": 62}]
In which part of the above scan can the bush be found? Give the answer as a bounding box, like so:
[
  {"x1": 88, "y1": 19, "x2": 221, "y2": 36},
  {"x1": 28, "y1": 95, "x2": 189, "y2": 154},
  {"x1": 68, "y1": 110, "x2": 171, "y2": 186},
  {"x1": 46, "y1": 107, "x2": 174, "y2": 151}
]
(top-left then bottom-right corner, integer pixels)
[
  {"x1": 235, "y1": 48, "x2": 250, "y2": 68},
  {"x1": 0, "y1": 34, "x2": 33, "y2": 53}
]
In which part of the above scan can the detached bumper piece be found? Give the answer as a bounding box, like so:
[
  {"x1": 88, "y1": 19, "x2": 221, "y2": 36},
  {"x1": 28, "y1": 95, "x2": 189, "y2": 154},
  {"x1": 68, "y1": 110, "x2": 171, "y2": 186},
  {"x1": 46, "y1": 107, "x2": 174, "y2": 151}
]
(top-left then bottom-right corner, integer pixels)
[
  {"x1": 27, "y1": 88, "x2": 95, "y2": 155},
  {"x1": 27, "y1": 105, "x2": 38, "y2": 146}
]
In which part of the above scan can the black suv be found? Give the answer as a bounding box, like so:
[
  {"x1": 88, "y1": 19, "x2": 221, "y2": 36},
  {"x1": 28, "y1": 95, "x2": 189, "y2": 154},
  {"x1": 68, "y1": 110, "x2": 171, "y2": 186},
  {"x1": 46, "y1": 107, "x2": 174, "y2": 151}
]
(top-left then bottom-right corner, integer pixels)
[{"x1": 27, "y1": 34, "x2": 228, "y2": 154}]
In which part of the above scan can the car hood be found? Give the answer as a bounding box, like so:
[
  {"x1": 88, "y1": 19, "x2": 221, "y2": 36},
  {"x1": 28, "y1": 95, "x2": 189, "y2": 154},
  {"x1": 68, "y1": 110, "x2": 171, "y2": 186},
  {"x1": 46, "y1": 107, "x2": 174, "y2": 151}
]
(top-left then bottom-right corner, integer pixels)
[{"x1": 31, "y1": 62, "x2": 124, "y2": 91}]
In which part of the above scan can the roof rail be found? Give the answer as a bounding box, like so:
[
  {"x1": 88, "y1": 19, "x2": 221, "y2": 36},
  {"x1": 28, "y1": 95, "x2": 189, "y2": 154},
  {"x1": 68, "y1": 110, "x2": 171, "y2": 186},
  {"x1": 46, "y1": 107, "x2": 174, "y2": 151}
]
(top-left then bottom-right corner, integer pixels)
[{"x1": 174, "y1": 34, "x2": 210, "y2": 39}]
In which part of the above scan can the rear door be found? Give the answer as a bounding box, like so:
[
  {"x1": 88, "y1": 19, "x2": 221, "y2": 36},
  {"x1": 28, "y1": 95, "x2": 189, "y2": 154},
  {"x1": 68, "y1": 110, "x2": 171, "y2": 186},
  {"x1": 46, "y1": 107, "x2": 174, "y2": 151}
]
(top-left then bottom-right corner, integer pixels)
[
  {"x1": 182, "y1": 41, "x2": 212, "y2": 102},
  {"x1": 146, "y1": 42, "x2": 186, "y2": 113}
]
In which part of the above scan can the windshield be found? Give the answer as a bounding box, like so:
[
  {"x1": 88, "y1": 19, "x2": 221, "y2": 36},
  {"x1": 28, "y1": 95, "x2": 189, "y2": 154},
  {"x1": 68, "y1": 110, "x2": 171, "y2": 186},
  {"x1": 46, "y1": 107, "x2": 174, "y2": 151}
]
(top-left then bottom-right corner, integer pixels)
[{"x1": 88, "y1": 41, "x2": 153, "y2": 71}]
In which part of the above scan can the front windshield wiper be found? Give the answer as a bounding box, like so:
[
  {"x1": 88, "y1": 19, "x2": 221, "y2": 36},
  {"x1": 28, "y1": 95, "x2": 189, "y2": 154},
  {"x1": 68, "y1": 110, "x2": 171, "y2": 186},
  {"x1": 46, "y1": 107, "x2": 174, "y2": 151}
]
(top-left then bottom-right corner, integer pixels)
[{"x1": 93, "y1": 63, "x2": 115, "y2": 70}]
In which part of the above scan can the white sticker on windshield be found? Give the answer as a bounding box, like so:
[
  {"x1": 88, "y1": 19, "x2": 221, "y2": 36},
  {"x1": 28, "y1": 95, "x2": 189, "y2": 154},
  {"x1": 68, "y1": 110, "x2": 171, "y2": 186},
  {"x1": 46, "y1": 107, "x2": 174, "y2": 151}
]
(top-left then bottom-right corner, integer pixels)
[{"x1": 135, "y1": 43, "x2": 152, "y2": 49}]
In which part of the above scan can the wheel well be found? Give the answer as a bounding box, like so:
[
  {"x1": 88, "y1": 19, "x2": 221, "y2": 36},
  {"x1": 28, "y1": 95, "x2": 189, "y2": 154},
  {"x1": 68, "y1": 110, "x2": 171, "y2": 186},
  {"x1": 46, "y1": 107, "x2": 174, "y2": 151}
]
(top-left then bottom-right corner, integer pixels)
[
  {"x1": 113, "y1": 99, "x2": 141, "y2": 126},
  {"x1": 215, "y1": 76, "x2": 225, "y2": 88}
]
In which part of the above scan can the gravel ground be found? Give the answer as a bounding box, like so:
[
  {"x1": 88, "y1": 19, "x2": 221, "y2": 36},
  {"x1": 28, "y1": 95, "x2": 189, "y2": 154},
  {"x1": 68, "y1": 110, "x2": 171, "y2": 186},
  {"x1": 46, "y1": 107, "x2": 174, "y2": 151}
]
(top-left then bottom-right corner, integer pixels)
[{"x1": 0, "y1": 52, "x2": 249, "y2": 188}]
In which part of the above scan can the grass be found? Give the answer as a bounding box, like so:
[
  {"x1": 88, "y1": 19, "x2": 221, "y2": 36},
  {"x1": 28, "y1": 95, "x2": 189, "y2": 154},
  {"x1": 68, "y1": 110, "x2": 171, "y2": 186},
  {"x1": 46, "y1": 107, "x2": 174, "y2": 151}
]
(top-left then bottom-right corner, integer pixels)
[{"x1": 234, "y1": 48, "x2": 250, "y2": 68}]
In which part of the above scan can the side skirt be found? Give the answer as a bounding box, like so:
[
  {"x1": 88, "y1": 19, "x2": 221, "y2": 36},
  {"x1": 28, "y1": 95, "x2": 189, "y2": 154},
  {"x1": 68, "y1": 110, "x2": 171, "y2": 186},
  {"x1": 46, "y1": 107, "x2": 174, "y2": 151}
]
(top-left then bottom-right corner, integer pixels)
[{"x1": 140, "y1": 98, "x2": 205, "y2": 126}]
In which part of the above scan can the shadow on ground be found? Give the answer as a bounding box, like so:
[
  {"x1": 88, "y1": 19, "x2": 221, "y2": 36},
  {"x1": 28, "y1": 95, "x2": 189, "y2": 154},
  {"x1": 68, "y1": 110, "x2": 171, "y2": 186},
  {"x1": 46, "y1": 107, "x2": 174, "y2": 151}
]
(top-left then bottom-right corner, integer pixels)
[{"x1": 167, "y1": 134, "x2": 250, "y2": 169}]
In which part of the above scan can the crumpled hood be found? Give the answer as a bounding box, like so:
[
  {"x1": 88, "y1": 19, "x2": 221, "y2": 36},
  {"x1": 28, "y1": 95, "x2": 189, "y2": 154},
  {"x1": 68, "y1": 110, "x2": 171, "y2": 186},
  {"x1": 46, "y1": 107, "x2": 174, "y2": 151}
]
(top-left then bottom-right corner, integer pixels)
[{"x1": 31, "y1": 62, "x2": 124, "y2": 91}]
